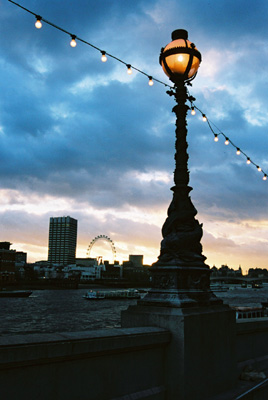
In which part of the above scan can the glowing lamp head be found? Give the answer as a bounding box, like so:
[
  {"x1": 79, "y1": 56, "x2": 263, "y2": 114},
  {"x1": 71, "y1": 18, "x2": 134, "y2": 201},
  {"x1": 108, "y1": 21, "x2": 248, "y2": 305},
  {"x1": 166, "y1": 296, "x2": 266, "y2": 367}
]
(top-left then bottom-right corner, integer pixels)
[
  {"x1": 101, "y1": 51, "x2": 107, "y2": 62},
  {"x1": 159, "y1": 29, "x2": 201, "y2": 83},
  {"x1": 70, "y1": 35, "x2": 77, "y2": 47},
  {"x1": 35, "y1": 16, "x2": 42, "y2": 29},
  {"x1": 148, "y1": 76, "x2": 154, "y2": 86}
]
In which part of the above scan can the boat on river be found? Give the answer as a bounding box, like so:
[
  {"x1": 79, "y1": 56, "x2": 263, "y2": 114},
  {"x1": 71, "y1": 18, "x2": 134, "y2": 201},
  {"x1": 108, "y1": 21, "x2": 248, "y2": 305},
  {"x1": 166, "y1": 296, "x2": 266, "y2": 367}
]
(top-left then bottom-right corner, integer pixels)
[
  {"x1": 0, "y1": 290, "x2": 33, "y2": 298},
  {"x1": 83, "y1": 289, "x2": 141, "y2": 300},
  {"x1": 210, "y1": 283, "x2": 228, "y2": 292}
]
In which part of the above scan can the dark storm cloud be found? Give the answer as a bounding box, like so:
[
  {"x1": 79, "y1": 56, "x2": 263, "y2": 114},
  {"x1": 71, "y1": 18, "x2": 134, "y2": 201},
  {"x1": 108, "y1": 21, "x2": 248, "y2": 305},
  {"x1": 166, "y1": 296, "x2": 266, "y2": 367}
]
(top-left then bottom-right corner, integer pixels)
[
  {"x1": 177, "y1": 0, "x2": 268, "y2": 42},
  {"x1": 0, "y1": 4, "x2": 175, "y2": 209},
  {"x1": 0, "y1": 73, "x2": 174, "y2": 209},
  {"x1": 0, "y1": 209, "x2": 47, "y2": 244}
]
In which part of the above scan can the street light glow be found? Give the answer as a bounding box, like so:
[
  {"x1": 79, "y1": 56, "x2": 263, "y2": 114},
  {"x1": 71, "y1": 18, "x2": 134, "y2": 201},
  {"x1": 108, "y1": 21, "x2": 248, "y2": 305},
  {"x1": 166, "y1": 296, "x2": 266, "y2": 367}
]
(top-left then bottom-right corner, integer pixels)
[
  {"x1": 70, "y1": 35, "x2": 77, "y2": 47},
  {"x1": 159, "y1": 29, "x2": 201, "y2": 83},
  {"x1": 35, "y1": 16, "x2": 42, "y2": 29}
]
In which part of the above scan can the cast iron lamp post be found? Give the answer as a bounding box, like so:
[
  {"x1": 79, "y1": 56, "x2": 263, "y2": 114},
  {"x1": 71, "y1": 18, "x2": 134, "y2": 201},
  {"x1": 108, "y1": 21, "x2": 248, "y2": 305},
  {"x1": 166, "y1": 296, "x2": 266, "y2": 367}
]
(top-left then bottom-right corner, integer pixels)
[{"x1": 141, "y1": 29, "x2": 221, "y2": 307}]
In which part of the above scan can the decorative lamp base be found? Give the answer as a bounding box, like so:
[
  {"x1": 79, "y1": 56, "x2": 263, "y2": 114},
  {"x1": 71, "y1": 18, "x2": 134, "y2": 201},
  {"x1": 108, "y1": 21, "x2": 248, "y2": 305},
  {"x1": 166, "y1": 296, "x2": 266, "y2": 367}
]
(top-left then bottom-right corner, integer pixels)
[{"x1": 139, "y1": 264, "x2": 222, "y2": 308}]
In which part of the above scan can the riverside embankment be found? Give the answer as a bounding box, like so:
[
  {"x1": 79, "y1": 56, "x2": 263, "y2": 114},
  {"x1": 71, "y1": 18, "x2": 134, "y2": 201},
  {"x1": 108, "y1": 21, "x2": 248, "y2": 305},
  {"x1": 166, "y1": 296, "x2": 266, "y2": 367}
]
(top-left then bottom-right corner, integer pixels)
[{"x1": 2, "y1": 287, "x2": 268, "y2": 399}]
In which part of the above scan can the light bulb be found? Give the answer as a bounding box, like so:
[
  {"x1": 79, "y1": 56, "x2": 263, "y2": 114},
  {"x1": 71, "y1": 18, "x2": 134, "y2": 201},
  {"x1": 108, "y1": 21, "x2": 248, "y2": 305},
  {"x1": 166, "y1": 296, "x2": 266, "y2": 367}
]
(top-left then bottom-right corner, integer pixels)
[
  {"x1": 35, "y1": 16, "x2": 42, "y2": 29},
  {"x1": 225, "y1": 138, "x2": 229, "y2": 145},
  {"x1": 101, "y1": 51, "x2": 107, "y2": 62},
  {"x1": 214, "y1": 135, "x2": 219, "y2": 142},
  {"x1": 236, "y1": 148, "x2": 241, "y2": 155},
  {"x1": 257, "y1": 166, "x2": 262, "y2": 172},
  {"x1": 127, "y1": 64, "x2": 132, "y2": 75},
  {"x1": 70, "y1": 35, "x2": 77, "y2": 47},
  {"x1": 202, "y1": 114, "x2": 207, "y2": 122},
  {"x1": 263, "y1": 174, "x2": 267, "y2": 181},
  {"x1": 191, "y1": 107, "x2": 196, "y2": 116},
  {"x1": 148, "y1": 76, "x2": 154, "y2": 86},
  {"x1": 246, "y1": 158, "x2": 251, "y2": 164},
  {"x1": 178, "y1": 55, "x2": 184, "y2": 62}
]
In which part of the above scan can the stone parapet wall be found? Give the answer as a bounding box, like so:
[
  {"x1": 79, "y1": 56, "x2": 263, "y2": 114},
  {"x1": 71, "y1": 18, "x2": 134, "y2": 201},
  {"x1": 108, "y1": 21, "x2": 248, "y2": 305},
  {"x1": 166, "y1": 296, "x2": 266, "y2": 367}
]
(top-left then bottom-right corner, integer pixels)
[
  {"x1": 3, "y1": 315, "x2": 268, "y2": 400},
  {"x1": 0, "y1": 327, "x2": 170, "y2": 400},
  {"x1": 237, "y1": 319, "x2": 268, "y2": 366}
]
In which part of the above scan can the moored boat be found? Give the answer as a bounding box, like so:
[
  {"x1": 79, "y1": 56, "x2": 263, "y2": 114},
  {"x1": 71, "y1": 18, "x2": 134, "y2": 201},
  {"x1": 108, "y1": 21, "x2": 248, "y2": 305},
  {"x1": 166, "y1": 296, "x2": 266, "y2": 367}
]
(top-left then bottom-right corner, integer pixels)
[
  {"x1": 83, "y1": 289, "x2": 140, "y2": 300},
  {"x1": 210, "y1": 283, "x2": 228, "y2": 292},
  {"x1": 233, "y1": 306, "x2": 267, "y2": 320},
  {"x1": 0, "y1": 290, "x2": 33, "y2": 298}
]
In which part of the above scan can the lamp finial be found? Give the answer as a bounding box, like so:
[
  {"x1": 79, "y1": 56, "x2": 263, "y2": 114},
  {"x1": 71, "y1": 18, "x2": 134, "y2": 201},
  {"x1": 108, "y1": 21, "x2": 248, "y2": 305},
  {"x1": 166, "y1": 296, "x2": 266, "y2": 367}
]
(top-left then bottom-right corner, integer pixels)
[{"x1": 172, "y1": 29, "x2": 188, "y2": 41}]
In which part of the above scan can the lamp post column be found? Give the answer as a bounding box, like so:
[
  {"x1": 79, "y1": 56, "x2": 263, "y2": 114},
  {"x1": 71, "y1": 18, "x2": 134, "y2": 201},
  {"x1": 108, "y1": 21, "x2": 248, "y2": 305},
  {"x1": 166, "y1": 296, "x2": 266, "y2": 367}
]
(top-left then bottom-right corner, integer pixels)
[
  {"x1": 173, "y1": 81, "x2": 191, "y2": 188},
  {"x1": 160, "y1": 81, "x2": 205, "y2": 267},
  {"x1": 139, "y1": 79, "x2": 220, "y2": 307}
]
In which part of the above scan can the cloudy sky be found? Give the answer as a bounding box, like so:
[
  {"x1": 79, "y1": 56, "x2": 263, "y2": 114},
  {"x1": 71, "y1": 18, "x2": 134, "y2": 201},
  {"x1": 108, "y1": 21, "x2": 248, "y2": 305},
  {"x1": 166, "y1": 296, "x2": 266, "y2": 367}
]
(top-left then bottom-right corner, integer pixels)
[{"x1": 1, "y1": 0, "x2": 268, "y2": 272}]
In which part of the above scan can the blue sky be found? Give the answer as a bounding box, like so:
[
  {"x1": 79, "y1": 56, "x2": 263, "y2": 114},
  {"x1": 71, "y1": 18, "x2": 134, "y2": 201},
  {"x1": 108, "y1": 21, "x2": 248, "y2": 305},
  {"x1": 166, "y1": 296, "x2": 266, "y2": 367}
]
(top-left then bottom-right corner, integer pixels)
[{"x1": 1, "y1": 0, "x2": 268, "y2": 271}]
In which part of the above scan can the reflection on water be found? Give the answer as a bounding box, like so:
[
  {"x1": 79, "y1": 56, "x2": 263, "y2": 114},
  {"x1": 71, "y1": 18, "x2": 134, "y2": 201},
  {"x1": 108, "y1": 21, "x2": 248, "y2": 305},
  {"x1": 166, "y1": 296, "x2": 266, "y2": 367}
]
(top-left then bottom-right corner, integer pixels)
[{"x1": 1, "y1": 286, "x2": 268, "y2": 336}]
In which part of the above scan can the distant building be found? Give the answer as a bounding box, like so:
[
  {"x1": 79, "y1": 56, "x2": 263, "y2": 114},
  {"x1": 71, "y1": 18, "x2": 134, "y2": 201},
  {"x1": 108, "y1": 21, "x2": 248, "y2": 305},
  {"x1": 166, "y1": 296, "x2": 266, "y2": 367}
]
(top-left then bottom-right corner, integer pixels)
[
  {"x1": 0, "y1": 242, "x2": 12, "y2": 250},
  {"x1": 15, "y1": 251, "x2": 27, "y2": 266},
  {"x1": 123, "y1": 255, "x2": 144, "y2": 269},
  {"x1": 0, "y1": 242, "x2": 16, "y2": 283},
  {"x1": 62, "y1": 259, "x2": 105, "y2": 281},
  {"x1": 101, "y1": 263, "x2": 122, "y2": 280},
  {"x1": 75, "y1": 258, "x2": 99, "y2": 280},
  {"x1": 76, "y1": 258, "x2": 98, "y2": 268},
  {"x1": 122, "y1": 254, "x2": 150, "y2": 284},
  {"x1": 48, "y1": 216, "x2": 77, "y2": 266},
  {"x1": 129, "y1": 255, "x2": 143, "y2": 268}
]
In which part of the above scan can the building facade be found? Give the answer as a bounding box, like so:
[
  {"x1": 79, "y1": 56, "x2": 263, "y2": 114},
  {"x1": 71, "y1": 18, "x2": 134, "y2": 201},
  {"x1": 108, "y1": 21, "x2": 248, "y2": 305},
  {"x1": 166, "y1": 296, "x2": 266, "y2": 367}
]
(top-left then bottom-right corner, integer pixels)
[
  {"x1": 48, "y1": 216, "x2": 77, "y2": 266},
  {"x1": 0, "y1": 242, "x2": 16, "y2": 283}
]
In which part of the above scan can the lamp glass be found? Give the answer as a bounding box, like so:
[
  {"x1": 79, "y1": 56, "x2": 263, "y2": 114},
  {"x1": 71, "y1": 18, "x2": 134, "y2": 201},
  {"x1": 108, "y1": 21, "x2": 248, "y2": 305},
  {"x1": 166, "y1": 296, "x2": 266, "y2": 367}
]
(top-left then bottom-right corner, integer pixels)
[
  {"x1": 70, "y1": 39, "x2": 77, "y2": 47},
  {"x1": 101, "y1": 54, "x2": 107, "y2": 62},
  {"x1": 35, "y1": 19, "x2": 42, "y2": 29},
  {"x1": 161, "y1": 38, "x2": 201, "y2": 80}
]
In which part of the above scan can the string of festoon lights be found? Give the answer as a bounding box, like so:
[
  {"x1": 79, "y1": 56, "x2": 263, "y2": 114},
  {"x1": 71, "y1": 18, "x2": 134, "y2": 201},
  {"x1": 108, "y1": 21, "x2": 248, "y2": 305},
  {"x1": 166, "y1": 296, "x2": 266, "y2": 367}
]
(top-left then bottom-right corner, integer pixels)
[
  {"x1": 189, "y1": 101, "x2": 268, "y2": 181},
  {"x1": 8, "y1": 0, "x2": 267, "y2": 182}
]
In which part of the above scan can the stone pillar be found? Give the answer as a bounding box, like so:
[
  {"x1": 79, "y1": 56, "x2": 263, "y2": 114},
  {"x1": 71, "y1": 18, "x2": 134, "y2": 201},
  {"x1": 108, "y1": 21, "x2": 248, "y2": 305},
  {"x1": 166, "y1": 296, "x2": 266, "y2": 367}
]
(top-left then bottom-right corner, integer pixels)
[{"x1": 121, "y1": 303, "x2": 237, "y2": 400}]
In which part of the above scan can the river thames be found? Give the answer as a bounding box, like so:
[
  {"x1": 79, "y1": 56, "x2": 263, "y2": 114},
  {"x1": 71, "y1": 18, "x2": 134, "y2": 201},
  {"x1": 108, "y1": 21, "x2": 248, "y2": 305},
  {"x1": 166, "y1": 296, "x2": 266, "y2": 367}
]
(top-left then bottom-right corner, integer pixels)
[{"x1": 1, "y1": 286, "x2": 268, "y2": 336}]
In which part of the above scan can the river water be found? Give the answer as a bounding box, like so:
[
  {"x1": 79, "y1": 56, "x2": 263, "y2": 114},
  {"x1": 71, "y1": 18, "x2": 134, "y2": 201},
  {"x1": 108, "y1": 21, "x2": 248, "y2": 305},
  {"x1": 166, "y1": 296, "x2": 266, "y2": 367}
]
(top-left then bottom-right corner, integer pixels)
[{"x1": 1, "y1": 286, "x2": 268, "y2": 336}]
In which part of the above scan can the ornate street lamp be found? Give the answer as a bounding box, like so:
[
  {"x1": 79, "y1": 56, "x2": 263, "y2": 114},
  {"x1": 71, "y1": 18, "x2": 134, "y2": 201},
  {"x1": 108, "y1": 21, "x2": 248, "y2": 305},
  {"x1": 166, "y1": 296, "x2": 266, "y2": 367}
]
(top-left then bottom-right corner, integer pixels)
[
  {"x1": 141, "y1": 29, "x2": 221, "y2": 307},
  {"x1": 122, "y1": 31, "x2": 234, "y2": 399},
  {"x1": 160, "y1": 29, "x2": 201, "y2": 84}
]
